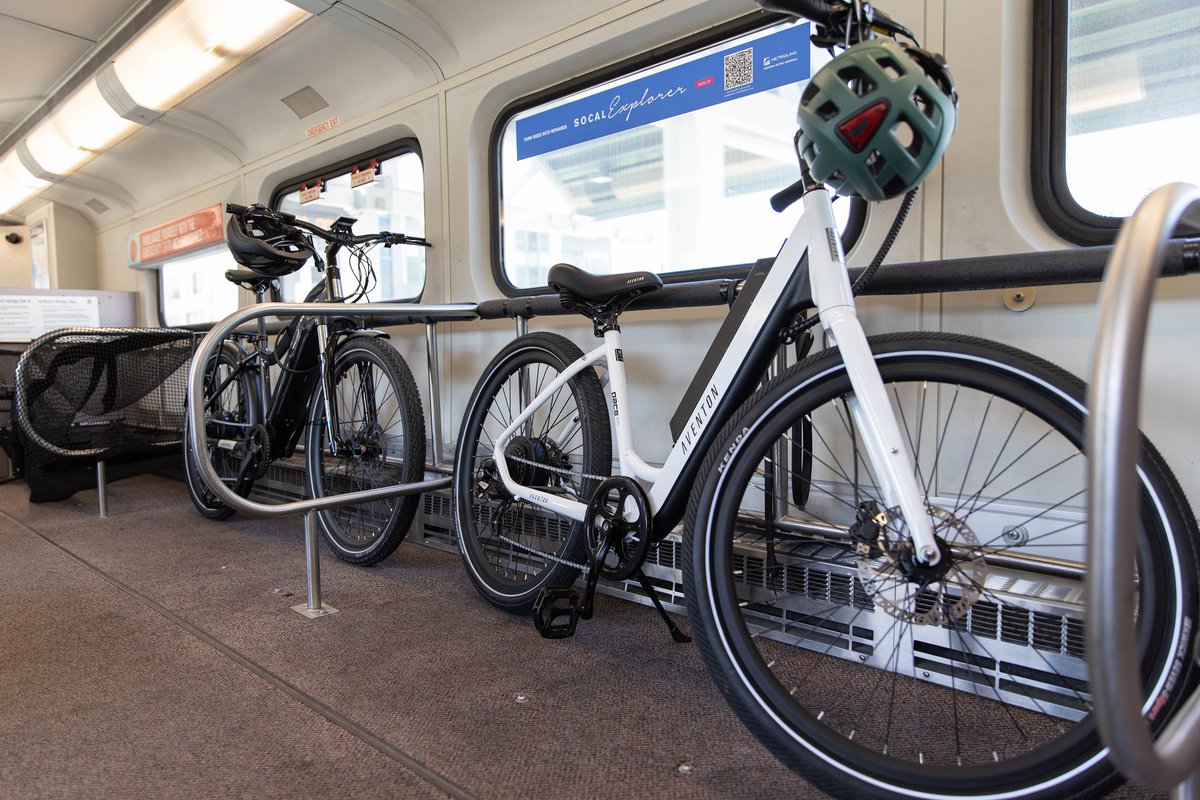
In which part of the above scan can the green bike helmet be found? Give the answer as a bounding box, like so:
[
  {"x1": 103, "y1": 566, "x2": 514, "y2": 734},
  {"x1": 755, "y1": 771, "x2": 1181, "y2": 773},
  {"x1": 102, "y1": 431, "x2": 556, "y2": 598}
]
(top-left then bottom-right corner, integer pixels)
[{"x1": 797, "y1": 37, "x2": 957, "y2": 201}]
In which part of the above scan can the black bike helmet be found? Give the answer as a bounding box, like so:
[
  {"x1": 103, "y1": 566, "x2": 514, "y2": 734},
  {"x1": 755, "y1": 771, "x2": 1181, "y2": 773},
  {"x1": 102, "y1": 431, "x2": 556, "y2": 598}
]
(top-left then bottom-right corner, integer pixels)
[
  {"x1": 225, "y1": 210, "x2": 316, "y2": 276},
  {"x1": 797, "y1": 37, "x2": 957, "y2": 201}
]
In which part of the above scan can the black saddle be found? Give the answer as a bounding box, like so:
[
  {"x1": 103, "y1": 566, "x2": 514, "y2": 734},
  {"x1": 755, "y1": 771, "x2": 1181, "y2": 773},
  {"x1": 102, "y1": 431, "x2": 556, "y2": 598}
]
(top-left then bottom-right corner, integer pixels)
[
  {"x1": 547, "y1": 263, "x2": 662, "y2": 333},
  {"x1": 225, "y1": 269, "x2": 281, "y2": 298}
]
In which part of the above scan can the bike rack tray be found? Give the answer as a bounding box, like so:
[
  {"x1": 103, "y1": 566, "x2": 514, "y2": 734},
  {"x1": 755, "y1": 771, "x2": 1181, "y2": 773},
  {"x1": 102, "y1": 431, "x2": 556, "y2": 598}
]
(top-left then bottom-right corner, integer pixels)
[{"x1": 188, "y1": 301, "x2": 478, "y2": 618}]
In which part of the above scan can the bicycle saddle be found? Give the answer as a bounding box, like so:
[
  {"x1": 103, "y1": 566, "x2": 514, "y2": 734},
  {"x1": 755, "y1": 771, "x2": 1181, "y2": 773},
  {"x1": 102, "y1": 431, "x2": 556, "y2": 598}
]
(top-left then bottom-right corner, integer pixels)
[
  {"x1": 224, "y1": 268, "x2": 280, "y2": 295},
  {"x1": 547, "y1": 263, "x2": 662, "y2": 306}
]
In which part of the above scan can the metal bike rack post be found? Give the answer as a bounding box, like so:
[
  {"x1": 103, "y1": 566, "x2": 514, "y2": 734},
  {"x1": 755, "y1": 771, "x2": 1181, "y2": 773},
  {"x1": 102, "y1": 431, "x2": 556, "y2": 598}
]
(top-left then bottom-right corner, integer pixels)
[
  {"x1": 425, "y1": 322, "x2": 445, "y2": 469},
  {"x1": 295, "y1": 509, "x2": 335, "y2": 617},
  {"x1": 1087, "y1": 182, "x2": 1200, "y2": 796},
  {"x1": 96, "y1": 459, "x2": 108, "y2": 517},
  {"x1": 189, "y1": 301, "x2": 478, "y2": 618}
]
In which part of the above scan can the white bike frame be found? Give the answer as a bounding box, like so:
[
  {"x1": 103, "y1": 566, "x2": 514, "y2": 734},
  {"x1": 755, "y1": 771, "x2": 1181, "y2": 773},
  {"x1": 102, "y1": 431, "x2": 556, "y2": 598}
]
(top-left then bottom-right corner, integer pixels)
[{"x1": 490, "y1": 185, "x2": 941, "y2": 564}]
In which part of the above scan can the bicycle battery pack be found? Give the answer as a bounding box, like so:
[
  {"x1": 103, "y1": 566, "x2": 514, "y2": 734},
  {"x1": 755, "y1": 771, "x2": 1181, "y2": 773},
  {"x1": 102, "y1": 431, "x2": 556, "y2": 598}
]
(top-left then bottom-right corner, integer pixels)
[{"x1": 668, "y1": 254, "x2": 811, "y2": 442}]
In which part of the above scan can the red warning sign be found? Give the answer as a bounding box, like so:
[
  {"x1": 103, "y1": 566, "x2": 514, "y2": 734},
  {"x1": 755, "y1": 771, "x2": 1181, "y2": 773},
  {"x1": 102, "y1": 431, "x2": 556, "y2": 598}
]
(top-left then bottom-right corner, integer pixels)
[{"x1": 137, "y1": 203, "x2": 224, "y2": 263}]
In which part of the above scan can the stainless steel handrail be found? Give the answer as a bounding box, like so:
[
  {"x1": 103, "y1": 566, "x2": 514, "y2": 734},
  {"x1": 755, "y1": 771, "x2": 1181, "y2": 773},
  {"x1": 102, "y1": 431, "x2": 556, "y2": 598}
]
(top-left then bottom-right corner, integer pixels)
[
  {"x1": 188, "y1": 301, "x2": 477, "y2": 518},
  {"x1": 1087, "y1": 182, "x2": 1200, "y2": 792},
  {"x1": 189, "y1": 301, "x2": 477, "y2": 616}
]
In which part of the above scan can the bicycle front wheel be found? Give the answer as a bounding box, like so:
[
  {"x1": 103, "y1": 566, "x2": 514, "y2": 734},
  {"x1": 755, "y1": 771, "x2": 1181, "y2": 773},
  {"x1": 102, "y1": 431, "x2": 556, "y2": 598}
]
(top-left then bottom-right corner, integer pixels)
[
  {"x1": 684, "y1": 332, "x2": 1199, "y2": 800},
  {"x1": 184, "y1": 342, "x2": 261, "y2": 520},
  {"x1": 454, "y1": 332, "x2": 611, "y2": 614},
  {"x1": 306, "y1": 336, "x2": 425, "y2": 565}
]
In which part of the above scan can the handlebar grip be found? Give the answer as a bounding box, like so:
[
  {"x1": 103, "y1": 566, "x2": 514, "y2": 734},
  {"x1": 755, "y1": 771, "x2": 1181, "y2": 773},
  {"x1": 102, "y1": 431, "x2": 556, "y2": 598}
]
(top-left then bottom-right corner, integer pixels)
[
  {"x1": 225, "y1": 202, "x2": 249, "y2": 215},
  {"x1": 755, "y1": 0, "x2": 836, "y2": 23},
  {"x1": 770, "y1": 179, "x2": 808, "y2": 213}
]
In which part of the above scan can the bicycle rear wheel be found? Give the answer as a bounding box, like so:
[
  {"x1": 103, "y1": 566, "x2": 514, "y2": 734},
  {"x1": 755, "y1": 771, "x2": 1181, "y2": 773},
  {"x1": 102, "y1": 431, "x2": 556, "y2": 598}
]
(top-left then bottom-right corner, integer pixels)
[
  {"x1": 454, "y1": 332, "x2": 611, "y2": 614},
  {"x1": 184, "y1": 342, "x2": 262, "y2": 520},
  {"x1": 684, "y1": 332, "x2": 1199, "y2": 799},
  {"x1": 306, "y1": 336, "x2": 425, "y2": 565}
]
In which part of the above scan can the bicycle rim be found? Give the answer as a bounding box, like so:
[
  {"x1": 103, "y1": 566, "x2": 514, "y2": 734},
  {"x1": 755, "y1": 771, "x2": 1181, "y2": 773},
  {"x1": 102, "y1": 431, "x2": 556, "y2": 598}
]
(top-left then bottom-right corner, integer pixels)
[
  {"x1": 686, "y1": 334, "x2": 1196, "y2": 799},
  {"x1": 455, "y1": 333, "x2": 610, "y2": 611},
  {"x1": 308, "y1": 338, "x2": 424, "y2": 564}
]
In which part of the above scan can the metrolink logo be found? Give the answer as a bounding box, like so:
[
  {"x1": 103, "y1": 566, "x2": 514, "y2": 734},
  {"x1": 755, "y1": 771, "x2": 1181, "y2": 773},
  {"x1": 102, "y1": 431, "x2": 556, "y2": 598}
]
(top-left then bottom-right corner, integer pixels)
[{"x1": 679, "y1": 384, "x2": 721, "y2": 454}]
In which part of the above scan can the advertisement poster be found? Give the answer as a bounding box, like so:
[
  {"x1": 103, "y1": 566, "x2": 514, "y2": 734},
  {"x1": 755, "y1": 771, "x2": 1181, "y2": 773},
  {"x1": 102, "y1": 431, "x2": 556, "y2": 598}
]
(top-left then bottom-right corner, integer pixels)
[{"x1": 516, "y1": 24, "x2": 810, "y2": 161}]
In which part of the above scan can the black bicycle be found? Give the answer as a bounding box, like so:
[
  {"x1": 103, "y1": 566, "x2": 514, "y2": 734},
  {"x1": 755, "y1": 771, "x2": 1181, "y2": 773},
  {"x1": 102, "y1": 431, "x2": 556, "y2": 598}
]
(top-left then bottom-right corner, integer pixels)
[{"x1": 184, "y1": 203, "x2": 431, "y2": 565}]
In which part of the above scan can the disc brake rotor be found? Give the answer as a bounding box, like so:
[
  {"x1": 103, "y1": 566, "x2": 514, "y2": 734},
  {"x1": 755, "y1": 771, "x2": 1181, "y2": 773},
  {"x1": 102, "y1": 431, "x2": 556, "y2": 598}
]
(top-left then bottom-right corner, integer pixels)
[{"x1": 856, "y1": 505, "x2": 987, "y2": 626}]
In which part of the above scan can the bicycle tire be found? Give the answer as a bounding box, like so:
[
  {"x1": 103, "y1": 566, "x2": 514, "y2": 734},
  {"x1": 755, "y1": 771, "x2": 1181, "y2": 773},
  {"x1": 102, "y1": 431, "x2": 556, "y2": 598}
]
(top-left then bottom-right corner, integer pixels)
[
  {"x1": 305, "y1": 336, "x2": 425, "y2": 565},
  {"x1": 184, "y1": 342, "x2": 262, "y2": 520},
  {"x1": 454, "y1": 332, "x2": 611, "y2": 614},
  {"x1": 684, "y1": 332, "x2": 1199, "y2": 800}
]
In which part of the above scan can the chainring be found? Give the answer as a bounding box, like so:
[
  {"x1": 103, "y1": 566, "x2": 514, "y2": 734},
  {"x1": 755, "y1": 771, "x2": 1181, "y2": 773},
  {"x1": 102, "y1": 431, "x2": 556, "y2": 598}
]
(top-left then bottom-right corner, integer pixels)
[{"x1": 584, "y1": 475, "x2": 651, "y2": 582}]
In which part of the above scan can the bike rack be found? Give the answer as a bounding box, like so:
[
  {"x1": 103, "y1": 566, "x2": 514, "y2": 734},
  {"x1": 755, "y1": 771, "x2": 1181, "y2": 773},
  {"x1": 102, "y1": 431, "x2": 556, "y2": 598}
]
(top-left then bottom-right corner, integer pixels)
[
  {"x1": 188, "y1": 301, "x2": 478, "y2": 618},
  {"x1": 1087, "y1": 182, "x2": 1200, "y2": 797}
]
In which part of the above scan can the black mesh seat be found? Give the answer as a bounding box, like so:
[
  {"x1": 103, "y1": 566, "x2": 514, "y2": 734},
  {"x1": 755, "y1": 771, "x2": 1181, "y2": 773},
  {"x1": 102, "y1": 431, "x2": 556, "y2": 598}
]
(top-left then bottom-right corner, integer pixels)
[{"x1": 14, "y1": 328, "x2": 197, "y2": 504}]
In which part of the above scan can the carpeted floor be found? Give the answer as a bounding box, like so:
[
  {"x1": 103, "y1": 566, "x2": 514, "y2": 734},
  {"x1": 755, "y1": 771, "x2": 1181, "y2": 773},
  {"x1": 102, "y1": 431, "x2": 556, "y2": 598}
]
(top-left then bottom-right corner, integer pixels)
[{"x1": 0, "y1": 474, "x2": 1166, "y2": 799}]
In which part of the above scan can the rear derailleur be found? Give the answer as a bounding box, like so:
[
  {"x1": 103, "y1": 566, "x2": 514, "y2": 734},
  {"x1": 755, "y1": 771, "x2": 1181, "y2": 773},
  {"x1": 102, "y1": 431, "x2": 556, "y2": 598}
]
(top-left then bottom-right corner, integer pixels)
[{"x1": 533, "y1": 476, "x2": 690, "y2": 644}]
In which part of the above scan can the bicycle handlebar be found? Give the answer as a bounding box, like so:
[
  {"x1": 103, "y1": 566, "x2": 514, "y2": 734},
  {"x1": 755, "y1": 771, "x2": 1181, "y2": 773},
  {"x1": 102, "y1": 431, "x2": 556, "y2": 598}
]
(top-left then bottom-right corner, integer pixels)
[
  {"x1": 756, "y1": 0, "x2": 911, "y2": 46},
  {"x1": 224, "y1": 202, "x2": 431, "y2": 249},
  {"x1": 755, "y1": 0, "x2": 837, "y2": 23}
]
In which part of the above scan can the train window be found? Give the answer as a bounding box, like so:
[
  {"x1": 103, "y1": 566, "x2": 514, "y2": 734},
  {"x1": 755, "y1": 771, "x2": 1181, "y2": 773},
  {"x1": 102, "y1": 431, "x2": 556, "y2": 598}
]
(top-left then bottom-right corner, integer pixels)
[
  {"x1": 1034, "y1": 1, "x2": 1200, "y2": 245},
  {"x1": 494, "y1": 21, "x2": 861, "y2": 293},
  {"x1": 158, "y1": 246, "x2": 239, "y2": 327},
  {"x1": 272, "y1": 144, "x2": 425, "y2": 301}
]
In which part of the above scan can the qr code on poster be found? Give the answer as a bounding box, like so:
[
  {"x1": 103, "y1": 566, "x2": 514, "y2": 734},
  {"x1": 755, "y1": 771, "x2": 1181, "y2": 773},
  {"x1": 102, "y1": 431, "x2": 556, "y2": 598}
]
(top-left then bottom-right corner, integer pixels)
[{"x1": 724, "y1": 47, "x2": 753, "y2": 90}]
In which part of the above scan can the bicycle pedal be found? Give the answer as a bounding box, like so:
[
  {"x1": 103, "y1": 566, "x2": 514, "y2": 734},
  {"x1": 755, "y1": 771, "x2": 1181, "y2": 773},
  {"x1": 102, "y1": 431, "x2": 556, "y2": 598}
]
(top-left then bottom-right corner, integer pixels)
[{"x1": 532, "y1": 586, "x2": 580, "y2": 639}]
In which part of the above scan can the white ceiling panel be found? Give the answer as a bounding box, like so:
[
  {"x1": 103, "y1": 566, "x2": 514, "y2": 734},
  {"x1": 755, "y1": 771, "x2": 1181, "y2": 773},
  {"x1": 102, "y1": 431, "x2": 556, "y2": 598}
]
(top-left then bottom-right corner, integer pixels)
[
  {"x1": 0, "y1": 0, "x2": 143, "y2": 42},
  {"x1": 173, "y1": 13, "x2": 436, "y2": 164},
  {"x1": 354, "y1": 0, "x2": 631, "y2": 74},
  {"x1": 75, "y1": 124, "x2": 234, "y2": 212},
  {"x1": 0, "y1": 0, "x2": 144, "y2": 129}
]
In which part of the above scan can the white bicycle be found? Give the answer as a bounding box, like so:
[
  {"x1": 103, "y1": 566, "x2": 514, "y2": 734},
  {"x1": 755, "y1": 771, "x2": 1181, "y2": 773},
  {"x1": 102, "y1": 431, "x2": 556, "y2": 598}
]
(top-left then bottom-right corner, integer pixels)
[{"x1": 453, "y1": 1, "x2": 1200, "y2": 797}]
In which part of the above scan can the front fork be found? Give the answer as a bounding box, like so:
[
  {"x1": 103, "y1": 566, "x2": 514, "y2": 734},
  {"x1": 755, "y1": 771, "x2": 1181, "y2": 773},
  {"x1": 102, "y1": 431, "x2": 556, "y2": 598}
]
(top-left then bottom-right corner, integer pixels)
[
  {"x1": 801, "y1": 188, "x2": 941, "y2": 565},
  {"x1": 315, "y1": 319, "x2": 341, "y2": 455}
]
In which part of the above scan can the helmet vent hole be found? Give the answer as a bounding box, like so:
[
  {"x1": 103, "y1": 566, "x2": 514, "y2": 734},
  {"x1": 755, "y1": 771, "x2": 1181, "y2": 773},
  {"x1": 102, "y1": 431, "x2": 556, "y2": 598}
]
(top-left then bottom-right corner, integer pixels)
[
  {"x1": 801, "y1": 82, "x2": 821, "y2": 105},
  {"x1": 815, "y1": 101, "x2": 839, "y2": 121},
  {"x1": 913, "y1": 89, "x2": 935, "y2": 119},
  {"x1": 882, "y1": 175, "x2": 908, "y2": 197},
  {"x1": 836, "y1": 66, "x2": 877, "y2": 97},
  {"x1": 890, "y1": 118, "x2": 921, "y2": 156},
  {"x1": 876, "y1": 56, "x2": 905, "y2": 82},
  {"x1": 865, "y1": 150, "x2": 887, "y2": 178}
]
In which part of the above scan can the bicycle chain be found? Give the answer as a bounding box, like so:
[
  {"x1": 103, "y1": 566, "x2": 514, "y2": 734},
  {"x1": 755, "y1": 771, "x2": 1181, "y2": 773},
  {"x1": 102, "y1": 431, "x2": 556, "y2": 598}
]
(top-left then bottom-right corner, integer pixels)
[
  {"x1": 486, "y1": 452, "x2": 610, "y2": 573},
  {"x1": 495, "y1": 530, "x2": 589, "y2": 572},
  {"x1": 502, "y1": 452, "x2": 609, "y2": 483}
]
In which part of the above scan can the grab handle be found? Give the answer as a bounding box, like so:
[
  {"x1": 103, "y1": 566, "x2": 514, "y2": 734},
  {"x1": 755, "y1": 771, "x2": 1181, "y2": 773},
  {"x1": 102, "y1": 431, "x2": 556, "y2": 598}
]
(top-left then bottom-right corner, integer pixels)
[{"x1": 1087, "y1": 182, "x2": 1200, "y2": 791}]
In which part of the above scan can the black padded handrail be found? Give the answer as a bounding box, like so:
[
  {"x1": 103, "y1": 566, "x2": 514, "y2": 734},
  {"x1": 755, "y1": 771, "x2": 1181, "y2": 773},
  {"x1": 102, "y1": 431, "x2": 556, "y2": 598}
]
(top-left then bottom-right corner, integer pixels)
[{"x1": 475, "y1": 240, "x2": 1200, "y2": 320}]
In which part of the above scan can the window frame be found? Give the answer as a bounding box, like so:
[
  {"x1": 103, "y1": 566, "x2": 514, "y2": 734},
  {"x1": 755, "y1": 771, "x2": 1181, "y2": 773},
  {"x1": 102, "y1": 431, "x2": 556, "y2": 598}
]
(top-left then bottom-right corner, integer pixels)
[
  {"x1": 269, "y1": 138, "x2": 426, "y2": 300},
  {"x1": 153, "y1": 243, "x2": 241, "y2": 328},
  {"x1": 1030, "y1": 0, "x2": 1133, "y2": 246},
  {"x1": 489, "y1": 12, "x2": 865, "y2": 297}
]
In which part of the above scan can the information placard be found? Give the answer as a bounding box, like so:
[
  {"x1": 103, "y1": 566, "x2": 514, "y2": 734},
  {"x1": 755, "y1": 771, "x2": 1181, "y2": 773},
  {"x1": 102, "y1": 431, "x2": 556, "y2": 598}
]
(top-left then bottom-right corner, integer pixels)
[{"x1": 0, "y1": 295, "x2": 101, "y2": 341}]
